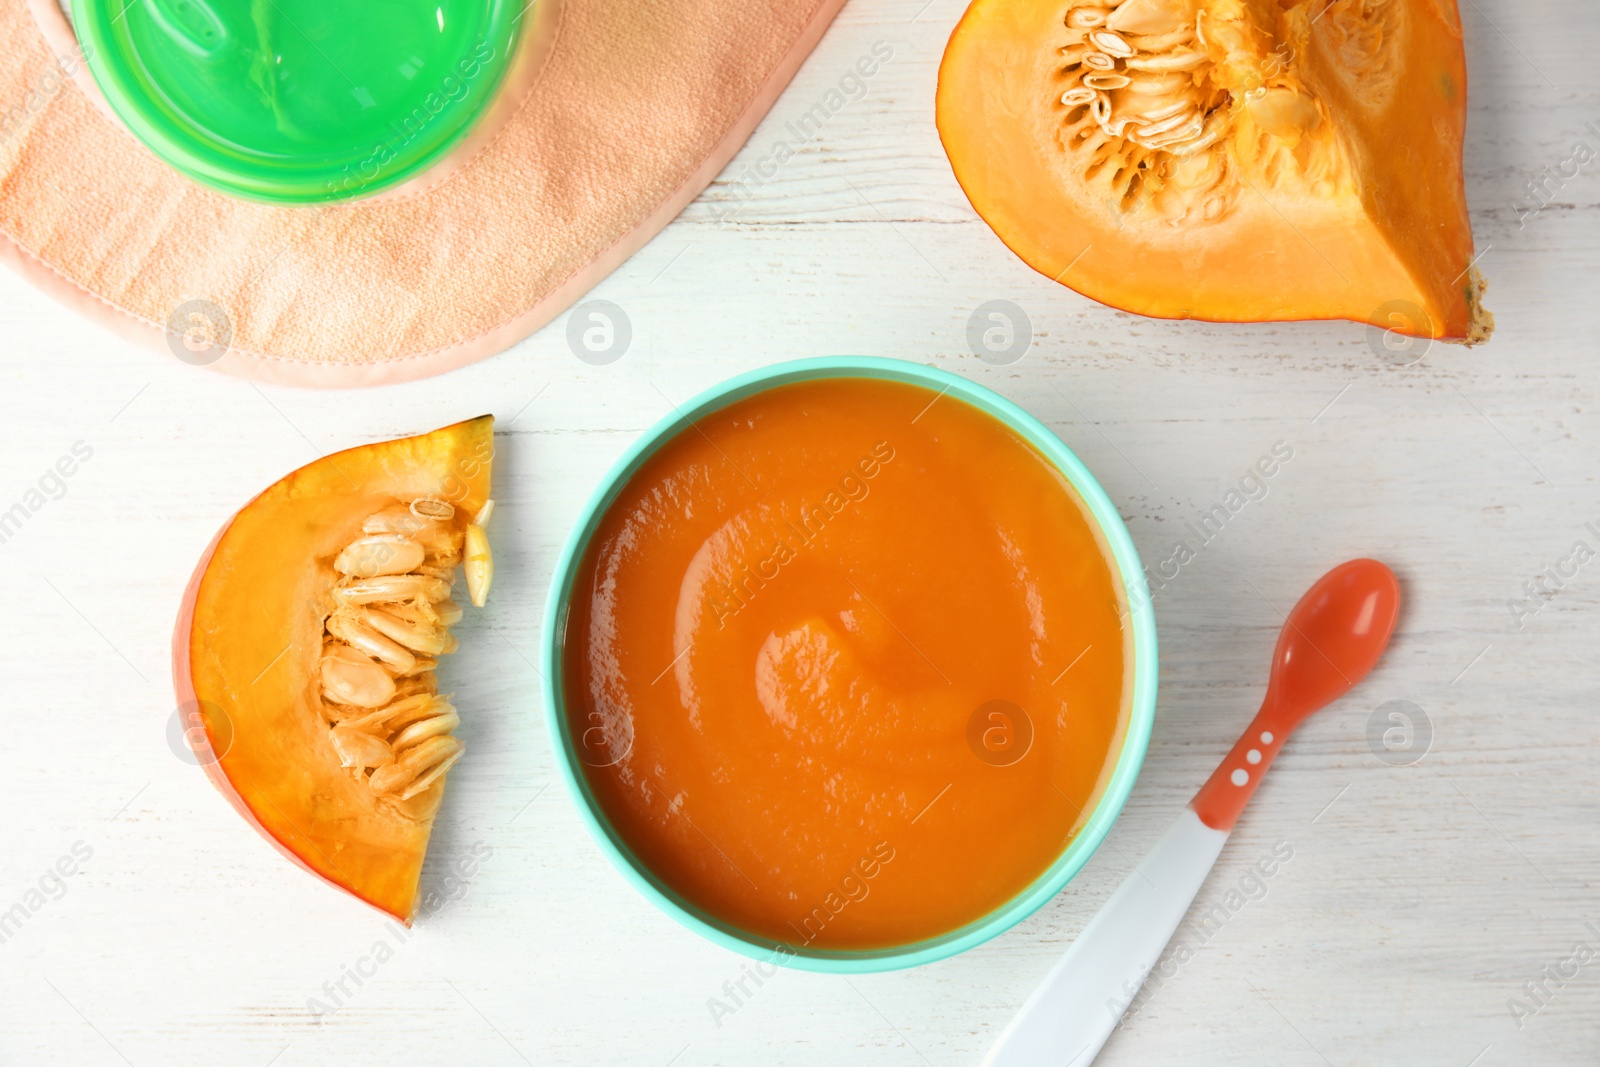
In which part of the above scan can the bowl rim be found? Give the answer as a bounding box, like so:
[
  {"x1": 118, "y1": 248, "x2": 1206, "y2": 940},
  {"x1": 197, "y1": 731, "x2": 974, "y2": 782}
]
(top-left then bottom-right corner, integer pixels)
[{"x1": 541, "y1": 356, "x2": 1158, "y2": 973}]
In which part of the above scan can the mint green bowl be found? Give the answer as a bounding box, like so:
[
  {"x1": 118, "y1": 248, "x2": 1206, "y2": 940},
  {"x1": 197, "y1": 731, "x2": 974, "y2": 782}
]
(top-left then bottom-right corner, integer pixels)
[{"x1": 542, "y1": 357, "x2": 1158, "y2": 973}]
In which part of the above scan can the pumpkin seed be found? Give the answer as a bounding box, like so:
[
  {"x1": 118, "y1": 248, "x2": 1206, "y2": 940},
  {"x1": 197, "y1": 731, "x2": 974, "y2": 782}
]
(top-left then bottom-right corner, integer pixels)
[
  {"x1": 1084, "y1": 72, "x2": 1132, "y2": 90},
  {"x1": 335, "y1": 534, "x2": 426, "y2": 579},
  {"x1": 1105, "y1": 0, "x2": 1193, "y2": 36},
  {"x1": 1088, "y1": 30, "x2": 1134, "y2": 57},
  {"x1": 321, "y1": 644, "x2": 396, "y2": 709}
]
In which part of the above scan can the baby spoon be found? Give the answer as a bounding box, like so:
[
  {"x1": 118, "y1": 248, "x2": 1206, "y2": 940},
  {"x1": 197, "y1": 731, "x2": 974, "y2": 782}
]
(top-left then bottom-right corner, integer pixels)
[{"x1": 985, "y1": 559, "x2": 1401, "y2": 1066}]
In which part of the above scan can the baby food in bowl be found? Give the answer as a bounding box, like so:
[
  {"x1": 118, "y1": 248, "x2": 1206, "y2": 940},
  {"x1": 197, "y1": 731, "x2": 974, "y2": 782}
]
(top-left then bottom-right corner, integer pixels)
[{"x1": 546, "y1": 359, "x2": 1156, "y2": 970}]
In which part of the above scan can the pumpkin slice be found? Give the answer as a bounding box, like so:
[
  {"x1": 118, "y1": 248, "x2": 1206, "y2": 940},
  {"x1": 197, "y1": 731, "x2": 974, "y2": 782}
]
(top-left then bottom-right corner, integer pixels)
[
  {"x1": 937, "y1": 0, "x2": 1492, "y2": 342},
  {"x1": 173, "y1": 417, "x2": 495, "y2": 922}
]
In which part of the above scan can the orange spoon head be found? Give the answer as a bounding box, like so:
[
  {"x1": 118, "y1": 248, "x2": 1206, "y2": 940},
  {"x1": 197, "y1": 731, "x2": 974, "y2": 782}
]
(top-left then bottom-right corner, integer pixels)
[
  {"x1": 1267, "y1": 558, "x2": 1401, "y2": 725},
  {"x1": 1191, "y1": 559, "x2": 1401, "y2": 833}
]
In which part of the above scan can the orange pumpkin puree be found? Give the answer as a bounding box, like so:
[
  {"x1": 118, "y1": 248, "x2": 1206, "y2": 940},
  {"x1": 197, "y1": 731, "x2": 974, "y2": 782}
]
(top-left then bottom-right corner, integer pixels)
[{"x1": 563, "y1": 378, "x2": 1130, "y2": 949}]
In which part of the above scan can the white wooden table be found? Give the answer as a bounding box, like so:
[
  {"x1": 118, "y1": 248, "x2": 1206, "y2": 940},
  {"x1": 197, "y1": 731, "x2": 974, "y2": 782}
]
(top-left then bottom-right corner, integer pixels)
[{"x1": 3, "y1": 1, "x2": 1596, "y2": 1063}]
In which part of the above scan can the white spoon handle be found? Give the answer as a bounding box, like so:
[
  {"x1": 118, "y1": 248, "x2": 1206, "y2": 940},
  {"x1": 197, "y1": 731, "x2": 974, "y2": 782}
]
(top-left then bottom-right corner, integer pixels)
[{"x1": 983, "y1": 807, "x2": 1230, "y2": 1067}]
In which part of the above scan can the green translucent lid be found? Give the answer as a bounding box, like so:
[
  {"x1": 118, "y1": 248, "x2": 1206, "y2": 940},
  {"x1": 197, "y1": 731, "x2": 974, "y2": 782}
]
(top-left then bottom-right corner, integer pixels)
[{"x1": 71, "y1": 0, "x2": 523, "y2": 203}]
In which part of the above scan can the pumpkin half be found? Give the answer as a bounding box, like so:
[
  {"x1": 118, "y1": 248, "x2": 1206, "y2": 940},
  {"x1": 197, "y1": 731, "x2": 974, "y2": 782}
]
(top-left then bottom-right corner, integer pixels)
[
  {"x1": 173, "y1": 417, "x2": 495, "y2": 922},
  {"x1": 937, "y1": 0, "x2": 1492, "y2": 342}
]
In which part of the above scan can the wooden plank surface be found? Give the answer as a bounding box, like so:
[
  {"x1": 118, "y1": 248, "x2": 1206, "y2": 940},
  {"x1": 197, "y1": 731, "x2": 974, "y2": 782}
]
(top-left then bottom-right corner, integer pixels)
[{"x1": 1, "y1": 0, "x2": 1596, "y2": 1063}]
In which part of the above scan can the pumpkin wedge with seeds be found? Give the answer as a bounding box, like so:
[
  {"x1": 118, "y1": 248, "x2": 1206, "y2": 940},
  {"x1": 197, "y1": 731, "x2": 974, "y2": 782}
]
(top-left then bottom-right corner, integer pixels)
[
  {"x1": 173, "y1": 417, "x2": 495, "y2": 922},
  {"x1": 938, "y1": 0, "x2": 1492, "y2": 342}
]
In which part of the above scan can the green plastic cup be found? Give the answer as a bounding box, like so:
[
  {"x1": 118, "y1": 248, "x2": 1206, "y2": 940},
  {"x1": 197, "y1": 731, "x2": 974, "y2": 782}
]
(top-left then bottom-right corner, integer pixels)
[
  {"x1": 71, "y1": 0, "x2": 524, "y2": 203},
  {"x1": 542, "y1": 357, "x2": 1160, "y2": 972}
]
